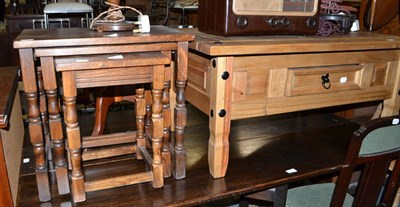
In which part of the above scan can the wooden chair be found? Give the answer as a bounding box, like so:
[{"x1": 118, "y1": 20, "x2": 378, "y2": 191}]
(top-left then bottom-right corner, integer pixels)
[
  {"x1": 54, "y1": 51, "x2": 171, "y2": 202},
  {"x1": 287, "y1": 115, "x2": 400, "y2": 206},
  {"x1": 360, "y1": 0, "x2": 399, "y2": 33},
  {"x1": 43, "y1": 0, "x2": 94, "y2": 28},
  {"x1": 242, "y1": 115, "x2": 400, "y2": 207}
]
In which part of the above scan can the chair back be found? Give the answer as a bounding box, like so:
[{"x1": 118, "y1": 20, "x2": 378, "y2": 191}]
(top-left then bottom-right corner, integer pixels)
[
  {"x1": 331, "y1": 115, "x2": 400, "y2": 207},
  {"x1": 361, "y1": 0, "x2": 399, "y2": 31},
  {"x1": 148, "y1": 0, "x2": 176, "y2": 25}
]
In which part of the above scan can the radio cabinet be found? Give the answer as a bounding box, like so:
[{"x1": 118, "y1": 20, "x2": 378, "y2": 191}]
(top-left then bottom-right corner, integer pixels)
[
  {"x1": 198, "y1": 0, "x2": 320, "y2": 36},
  {"x1": 186, "y1": 31, "x2": 400, "y2": 178}
]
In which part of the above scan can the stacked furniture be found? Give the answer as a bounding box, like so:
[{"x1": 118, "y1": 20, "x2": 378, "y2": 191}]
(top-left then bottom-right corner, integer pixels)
[{"x1": 13, "y1": 26, "x2": 194, "y2": 202}]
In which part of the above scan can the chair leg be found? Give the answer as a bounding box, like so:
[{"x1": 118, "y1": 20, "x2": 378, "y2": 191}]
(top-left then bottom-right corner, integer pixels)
[
  {"x1": 91, "y1": 95, "x2": 115, "y2": 136},
  {"x1": 44, "y1": 14, "x2": 48, "y2": 29}
]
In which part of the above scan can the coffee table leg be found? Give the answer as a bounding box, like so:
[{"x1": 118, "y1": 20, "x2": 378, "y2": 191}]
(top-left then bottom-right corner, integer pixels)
[
  {"x1": 40, "y1": 57, "x2": 70, "y2": 195},
  {"x1": 208, "y1": 57, "x2": 233, "y2": 178},
  {"x1": 19, "y1": 49, "x2": 51, "y2": 202},
  {"x1": 382, "y1": 64, "x2": 400, "y2": 116}
]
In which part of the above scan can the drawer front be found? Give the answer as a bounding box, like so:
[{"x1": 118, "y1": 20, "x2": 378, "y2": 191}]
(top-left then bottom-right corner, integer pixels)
[{"x1": 285, "y1": 64, "x2": 363, "y2": 96}]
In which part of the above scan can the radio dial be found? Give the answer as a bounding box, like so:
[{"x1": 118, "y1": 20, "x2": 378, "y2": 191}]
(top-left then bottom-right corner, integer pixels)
[
  {"x1": 306, "y1": 17, "x2": 317, "y2": 28},
  {"x1": 237, "y1": 16, "x2": 248, "y2": 29},
  {"x1": 267, "y1": 17, "x2": 278, "y2": 27},
  {"x1": 280, "y1": 18, "x2": 290, "y2": 27}
]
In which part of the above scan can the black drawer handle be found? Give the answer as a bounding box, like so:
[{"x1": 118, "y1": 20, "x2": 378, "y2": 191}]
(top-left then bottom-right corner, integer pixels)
[
  {"x1": 321, "y1": 73, "x2": 331, "y2": 89},
  {"x1": 18, "y1": 24, "x2": 24, "y2": 28}
]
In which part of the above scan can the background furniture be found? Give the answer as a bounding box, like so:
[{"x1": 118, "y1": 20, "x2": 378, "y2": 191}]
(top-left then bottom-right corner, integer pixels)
[
  {"x1": 0, "y1": 66, "x2": 25, "y2": 207},
  {"x1": 359, "y1": 0, "x2": 399, "y2": 33},
  {"x1": 13, "y1": 26, "x2": 194, "y2": 202},
  {"x1": 3, "y1": 14, "x2": 87, "y2": 67},
  {"x1": 186, "y1": 30, "x2": 400, "y2": 179},
  {"x1": 43, "y1": 0, "x2": 93, "y2": 28}
]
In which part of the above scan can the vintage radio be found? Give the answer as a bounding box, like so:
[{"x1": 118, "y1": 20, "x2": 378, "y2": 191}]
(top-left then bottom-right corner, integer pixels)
[{"x1": 198, "y1": 0, "x2": 321, "y2": 36}]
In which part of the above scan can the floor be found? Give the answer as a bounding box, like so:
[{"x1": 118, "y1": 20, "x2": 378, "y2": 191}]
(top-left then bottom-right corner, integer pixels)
[
  {"x1": 14, "y1": 91, "x2": 396, "y2": 207},
  {"x1": 15, "y1": 96, "x2": 377, "y2": 206}
]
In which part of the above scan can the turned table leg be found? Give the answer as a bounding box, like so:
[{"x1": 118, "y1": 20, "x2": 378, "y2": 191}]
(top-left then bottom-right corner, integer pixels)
[
  {"x1": 208, "y1": 57, "x2": 233, "y2": 178},
  {"x1": 19, "y1": 49, "x2": 51, "y2": 202},
  {"x1": 40, "y1": 57, "x2": 70, "y2": 195},
  {"x1": 37, "y1": 68, "x2": 52, "y2": 171},
  {"x1": 152, "y1": 65, "x2": 165, "y2": 188},
  {"x1": 62, "y1": 71, "x2": 86, "y2": 202},
  {"x1": 162, "y1": 51, "x2": 172, "y2": 178},
  {"x1": 135, "y1": 88, "x2": 146, "y2": 160},
  {"x1": 173, "y1": 42, "x2": 188, "y2": 179}
]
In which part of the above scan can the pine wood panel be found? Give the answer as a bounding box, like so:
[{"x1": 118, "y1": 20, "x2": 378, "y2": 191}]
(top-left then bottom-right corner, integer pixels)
[
  {"x1": 285, "y1": 65, "x2": 363, "y2": 97},
  {"x1": 187, "y1": 50, "x2": 400, "y2": 121},
  {"x1": 190, "y1": 31, "x2": 400, "y2": 56}
]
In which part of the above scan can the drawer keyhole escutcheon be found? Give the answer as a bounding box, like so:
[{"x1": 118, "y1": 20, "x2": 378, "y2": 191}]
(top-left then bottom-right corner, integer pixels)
[{"x1": 321, "y1": 73, "x2": 331, "y2": 89}]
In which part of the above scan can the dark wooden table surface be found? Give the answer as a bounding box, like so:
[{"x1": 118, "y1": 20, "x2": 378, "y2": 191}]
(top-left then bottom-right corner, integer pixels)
[
  {"x1": 0, "y1": 67, "x2": 20, "y2": 207},
  {"x1": 17, "y1": 104, "x2": 360, "y2": 206}
]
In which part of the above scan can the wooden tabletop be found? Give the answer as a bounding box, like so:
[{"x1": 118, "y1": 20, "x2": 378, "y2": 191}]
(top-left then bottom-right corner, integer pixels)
[
  {"x1": 186, "y1": 29, "x2": 400, "y2": 55},
  {"x1": 18, "y1": 108, "x2": 359, "y2": 206},
  {"x1": 0, "y1": 67, "x2": 19, "y2": 128},
  {"x1": 13, "y1": 26, "x2": 195, "y2": 49}
]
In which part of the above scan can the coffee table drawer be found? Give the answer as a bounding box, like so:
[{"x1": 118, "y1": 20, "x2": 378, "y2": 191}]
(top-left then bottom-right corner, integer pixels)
[{"x1": 285, "y1": 63, "x2": 390, "y2": 97}]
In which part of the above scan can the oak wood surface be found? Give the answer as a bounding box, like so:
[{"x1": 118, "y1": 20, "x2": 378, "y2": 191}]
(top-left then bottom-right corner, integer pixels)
[
  {"x1": 54, "y1": 52, "x2": 170, "y2": 71},
  {"x1": 17, "y1": 106, "x2": 360, "y2": 206},
  {"x1": 13, "y1": 26, "x2": 195, "y2": 49},
  {"x1": 14, "y1": 25, "x2": 193, "y2": 202}
]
